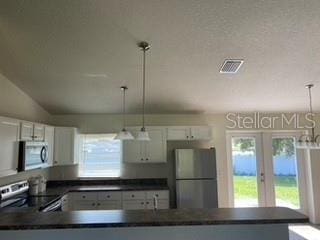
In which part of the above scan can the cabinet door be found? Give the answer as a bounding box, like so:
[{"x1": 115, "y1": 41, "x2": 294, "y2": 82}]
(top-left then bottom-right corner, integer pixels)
[
  {"x1": 123, "y1": 130, "x2": 144, "y2": 163},
  {"x1": 144, "y1": 129, "x2": 166, "y2": 163},
  {"x1": 97, "y1": 200, "x2": 122, "y2": 210},
  {"x1": 146, "y1": 199, "x2": 169, "y2": 209},
  {"x1": 71, "y1": 200, "x2": 97, "y2": 210},
  {"x1": 44, "y1": 126, "x2": 54, "y2": 166},
  {"x1": 166, "y1": 127, "x2": 190, "y2": 140},
  {"x1": 33, "y1": 124, "x2": 45, "y2": 141},
  {"x1": 54, "y1": 127, "x2": 77, "y2": 166},
  {"x1": 122, "y1": 200, "x2": 146, "y2": 210},
  {"x1": 190, "y1": 126, "x2": 212, "y2": 140},
  {"x1": 20, "y1": 122, "x2": 34, "y2": 140},
  {"x1": 0, "y1": 118, "x2": 20, "y2": 177}
]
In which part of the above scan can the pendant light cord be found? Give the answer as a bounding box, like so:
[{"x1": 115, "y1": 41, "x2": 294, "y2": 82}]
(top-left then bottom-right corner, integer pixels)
[
  {"x1": 142, "y1": 48, "x2": 146, "y2": 131},
  {"x1": 122, "y1": 87, "x2": 126, "y2": 131}
]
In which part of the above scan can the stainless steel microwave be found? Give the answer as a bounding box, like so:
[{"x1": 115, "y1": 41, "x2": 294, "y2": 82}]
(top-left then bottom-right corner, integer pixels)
[{"x1": 18, "y1": 141, "x2": 49, "y2": 171}]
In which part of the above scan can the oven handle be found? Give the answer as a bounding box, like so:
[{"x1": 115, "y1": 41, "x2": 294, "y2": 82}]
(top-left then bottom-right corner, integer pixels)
[{"x1": 40, "y1": 199, "x2": 62, "y2": 212}]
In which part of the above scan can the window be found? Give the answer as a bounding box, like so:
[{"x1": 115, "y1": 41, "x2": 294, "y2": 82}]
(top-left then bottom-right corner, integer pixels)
[{"x1": 79, "y1": 134, "x2": 122, "y2": 178}]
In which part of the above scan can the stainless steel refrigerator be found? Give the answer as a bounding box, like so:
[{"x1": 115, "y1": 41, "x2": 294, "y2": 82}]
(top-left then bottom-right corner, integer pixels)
[{"x1": 175, "y1": 148, "x2": 218, "y2": 209}]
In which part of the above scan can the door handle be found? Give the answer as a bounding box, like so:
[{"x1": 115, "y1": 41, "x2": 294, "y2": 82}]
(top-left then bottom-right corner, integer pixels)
[{"x1": 260, "y1": 173, "x2": 265, "y2": 182}]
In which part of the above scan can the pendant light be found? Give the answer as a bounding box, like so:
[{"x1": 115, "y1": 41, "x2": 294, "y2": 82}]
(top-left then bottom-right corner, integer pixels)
[
  {"x1": 114, "y1": 86, "x2": 134, "y2": 140},
  {"x1": 136, "y1": 41, "x2": 151, "y2": 141},
  {"x1": 296, "y1": 84, "x2": 320, "y2": 149}
]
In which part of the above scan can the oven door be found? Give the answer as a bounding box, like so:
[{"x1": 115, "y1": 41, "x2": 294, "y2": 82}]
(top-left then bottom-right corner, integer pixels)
[{"x1": 18, "y1": 141, "x2": 49, "y2": 171}]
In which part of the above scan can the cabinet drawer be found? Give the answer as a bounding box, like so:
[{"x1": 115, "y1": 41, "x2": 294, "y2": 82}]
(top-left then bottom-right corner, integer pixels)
[
  {"x1": 69, "y1": 192, "x2": 97, "y2": 201},
  {"x1": 146, "y1": 190, "x2": 169, "y2": 200},
  {"x1": 122, "y1": 191, "x2": 145, "y2": 200},
  {"x1": 97, "y1": 191, "x2": 121, "y2": 201},
  {"x1": 122, "y1": 200, "x2": 145, "y2": 210}
]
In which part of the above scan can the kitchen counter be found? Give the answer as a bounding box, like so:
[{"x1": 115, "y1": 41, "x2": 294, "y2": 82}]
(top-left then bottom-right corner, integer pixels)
[
  {"x1": 0, "y1": 179, "x2": 169, "y2": 213},
  {"x1": 0, "y1": 207, "x2": 308, "y2": 230}
]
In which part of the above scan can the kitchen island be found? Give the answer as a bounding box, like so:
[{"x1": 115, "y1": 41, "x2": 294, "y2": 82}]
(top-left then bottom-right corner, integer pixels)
[{"x1": 0, "y1": 207, "x2": 308, "y2": 240}]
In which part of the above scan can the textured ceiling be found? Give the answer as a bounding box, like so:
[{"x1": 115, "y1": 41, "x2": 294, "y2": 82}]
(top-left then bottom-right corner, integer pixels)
[{"x1": 0, "y1": 0, "x2": 320, "y2": 114}]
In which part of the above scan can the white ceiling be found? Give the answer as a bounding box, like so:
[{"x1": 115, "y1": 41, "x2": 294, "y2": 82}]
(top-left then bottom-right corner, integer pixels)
[{"x1": 0, "y1": 0, "x2": 320, "y2": 114}]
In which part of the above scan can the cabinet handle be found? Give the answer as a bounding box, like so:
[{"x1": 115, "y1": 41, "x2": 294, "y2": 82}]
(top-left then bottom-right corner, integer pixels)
[
  {"x1": 186, "y1": 136, "x2": 189, "y2": 139},
  {"x1": 146, "y1": 201, "x2": 149, "y2": 205},
  {"x1": 82, "y1": 196, "x2": 86, "y2": 199},
  {"x1": 141, "y1": 202, "x2": 144, "y2": 205},
  {"x1": 155, "y1": 194, "x2": 159, "y2": 197},
  {"x1": 92, "y1": 203, "x2": 95, "y2": 206},
  {"x1": 141, "y1": 158, "x2": 144, "y2": 161},
  {"x1": 97, "y1": 203, "x2": 100, "y2": 206},
  {"x1": 131, "y1": 194, "x2": 135, "y2": 198},
  {"x1": 146, "y1": 158, "x2": 149, "y2": 161},
  {"x1": 107, "y1": 195, "x2": 110, "y2": 198},
  {"x1": 191, "y1": 136, "x2": 194, "y2": 138}
]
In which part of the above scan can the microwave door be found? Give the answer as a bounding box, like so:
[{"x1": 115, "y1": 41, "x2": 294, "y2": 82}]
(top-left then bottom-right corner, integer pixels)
[{"x1": 25, "y1": 146, "x2": 43, "y2": 170}]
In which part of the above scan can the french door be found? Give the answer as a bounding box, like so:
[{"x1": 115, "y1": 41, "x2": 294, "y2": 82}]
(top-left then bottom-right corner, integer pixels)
[{"x1": 227, "y1": 131, "x2": 306, "y2": 213}]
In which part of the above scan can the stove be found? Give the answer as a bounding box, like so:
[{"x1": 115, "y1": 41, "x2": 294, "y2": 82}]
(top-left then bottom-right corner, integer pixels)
[{"x1": 0, "y1": 180, "x2": 58, "y2": 212}]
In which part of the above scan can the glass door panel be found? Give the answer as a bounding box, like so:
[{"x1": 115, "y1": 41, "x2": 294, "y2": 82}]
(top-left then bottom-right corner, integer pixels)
[
  {"x1": 272, "y1": 137, "x2": 300, "y2": 209},
  {"x1": 231, "y1": 137, "x2": 259, "y2": 207}
]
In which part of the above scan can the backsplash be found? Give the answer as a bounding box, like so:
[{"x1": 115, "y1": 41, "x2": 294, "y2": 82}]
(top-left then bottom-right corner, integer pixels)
[{"x1": 0, "y1": 168, "x2": 49, "y2": 186}]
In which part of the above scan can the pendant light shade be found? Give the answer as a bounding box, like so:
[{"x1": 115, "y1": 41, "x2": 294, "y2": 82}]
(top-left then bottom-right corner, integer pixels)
[
  {"x1": 136, "y1": 41, "x2": 151, "y2": 141},
  {"x1": 115, "y1": 86, "x2": 134, "y2": 140}
]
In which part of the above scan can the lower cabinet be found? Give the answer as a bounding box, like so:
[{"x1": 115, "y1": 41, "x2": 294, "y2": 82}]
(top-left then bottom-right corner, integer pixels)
[
  {"x1": 63, "y1": 190, "x2": 169, "y2": 211},
  {"x1": 122, "y1": 190, "x2": 169, "y2": 210}
]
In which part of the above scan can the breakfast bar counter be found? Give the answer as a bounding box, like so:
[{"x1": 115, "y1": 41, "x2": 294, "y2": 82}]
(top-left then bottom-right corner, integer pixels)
[{"x1": 0, "y1": 207, "x2": 308, "y2": 240}]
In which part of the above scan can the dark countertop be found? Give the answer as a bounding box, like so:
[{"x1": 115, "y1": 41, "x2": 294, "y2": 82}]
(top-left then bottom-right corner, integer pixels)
[
  {"x1": 0, "y1": 207, "x2": 308, "y2": 230},
  {"x1": 34, "y1": 184, "x2": 169, "y2": 197}
]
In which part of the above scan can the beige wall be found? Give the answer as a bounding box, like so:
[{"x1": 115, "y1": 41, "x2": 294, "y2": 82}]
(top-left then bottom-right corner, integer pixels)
[
  {"x1": 0, "y1": 73, "x2": 51, "y2": 123},
  {"x1": 0, "y1": 73, "x2": 51, "y2": 185}
]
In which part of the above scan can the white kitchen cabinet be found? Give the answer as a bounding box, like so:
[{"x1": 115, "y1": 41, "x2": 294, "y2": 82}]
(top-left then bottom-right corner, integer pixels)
[
  {"x1": 72, "y1": 200, "x2": 97, "y2": 210},
  {"x1": 44, "y1": 125, "x2": 54, "y2": 166},
  {"x1": 122, "y1": 190, "x2": 169, "y2": 210},
  {"x1": 122, "y1": 200, "x2": 146, "y2": 210},
  {"x1": 97, "y1": 201, "x2": 122, "y2": 210},
  {"x1": 166, "y1": 126, "x2": 212, "y2": 141},
  {"x1": 0, "y1": 117, "x2": 20, "y2": 177},
  {"x1": 20, "y1": 122, "x2": 34, "y2": 141},
  {"x1": 190, "y1": 126, "x2": 212, "y2": 140},
  {"x1": 33, "y1": 124, "x2": 45, "y2": 141},
  {"x1": 166, "y1": 127, "x2": 190, "y2": 140},
  {"x1": 54, "y1": 127, "x2": 80, "y2": 166},
  {"x1": 123, "y1": 127, "x2": 166, "y2": 163},
  {"x1": 20, "y1": 122, "x2": 45, "y2": 141}
]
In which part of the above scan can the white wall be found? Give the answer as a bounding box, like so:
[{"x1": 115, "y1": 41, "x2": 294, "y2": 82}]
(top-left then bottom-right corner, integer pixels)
[{"x1": 0, "y1": 73, "x2": 51, "y2": 185}]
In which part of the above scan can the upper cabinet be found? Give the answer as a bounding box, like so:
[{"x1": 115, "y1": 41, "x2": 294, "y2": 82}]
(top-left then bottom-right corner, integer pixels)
[
  {"x1": 167, "y1": 126, "x2": 212, "y2": 141},
  {"x1": 44, "y1": 125, "x2": 55, "y2": 167},
  {"x1": 20, "y1": 122, "x2": 45, "y2": 141},
  {"x1": 123, "y1": 127, "x2": 166, "y2": 163},
  {"x1": 54, "y1": 127, "x2": 80, "y2": 166},
  {"x1": 0, "y1": 117, "x2": 20, "y2": 177}
]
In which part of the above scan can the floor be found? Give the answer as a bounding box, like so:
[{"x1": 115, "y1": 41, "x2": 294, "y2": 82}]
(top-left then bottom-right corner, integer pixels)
[{"x1": 289, "y1": 225, "x2": 320, "y2": 240}]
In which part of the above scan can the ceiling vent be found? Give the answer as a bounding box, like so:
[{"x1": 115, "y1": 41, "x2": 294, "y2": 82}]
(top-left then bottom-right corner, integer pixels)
[{"x1": 220, "y1": 59, "x2": 244, "y2": 73}]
